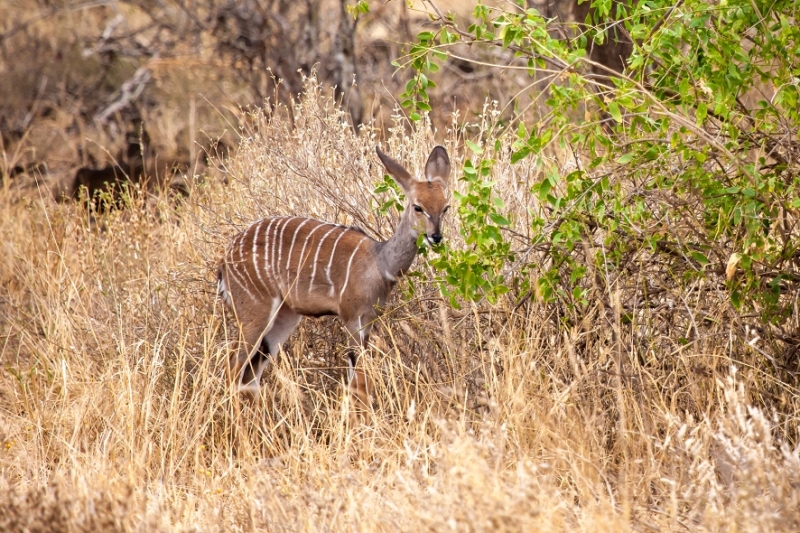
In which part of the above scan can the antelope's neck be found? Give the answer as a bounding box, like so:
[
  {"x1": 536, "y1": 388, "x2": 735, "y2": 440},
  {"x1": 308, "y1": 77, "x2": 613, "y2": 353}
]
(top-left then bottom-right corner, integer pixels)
[{"x1": 376, "y1": 211, "x2": 419, "y2": 281}]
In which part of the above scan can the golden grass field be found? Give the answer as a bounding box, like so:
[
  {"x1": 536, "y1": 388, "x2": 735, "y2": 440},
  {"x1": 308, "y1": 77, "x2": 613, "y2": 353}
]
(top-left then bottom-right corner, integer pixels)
[
  {"x1": 1, "y1": 77, "x2": 799, "y2": 531},
  {"x1": 3, "y1": 0, "x2": 800, "y2": 529}
]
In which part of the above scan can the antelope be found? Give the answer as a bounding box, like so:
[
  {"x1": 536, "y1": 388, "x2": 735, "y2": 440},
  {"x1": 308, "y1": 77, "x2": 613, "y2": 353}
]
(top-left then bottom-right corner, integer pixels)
[
  {"x1": 217, "y1": 145, "x2": 451, "y2": 401},
  {"x1": 71, "y1": 127, "x2": 152, "y2": 210},
  {"x1": 71, "y1": 127, "x2": 197, "y2": 209}
]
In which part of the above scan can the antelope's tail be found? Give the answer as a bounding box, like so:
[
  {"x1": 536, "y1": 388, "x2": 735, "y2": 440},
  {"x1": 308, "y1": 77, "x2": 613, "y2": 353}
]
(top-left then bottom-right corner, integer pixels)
[{"x1": 215, "y1": 259, "x2": 232, "y2": 308}]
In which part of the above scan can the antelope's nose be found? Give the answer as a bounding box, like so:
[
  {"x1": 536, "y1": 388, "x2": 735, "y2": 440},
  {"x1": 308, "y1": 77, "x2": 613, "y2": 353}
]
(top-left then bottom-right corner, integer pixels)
[{"x1": 431, "y1": 233, "x2": 443, "y2": 244}]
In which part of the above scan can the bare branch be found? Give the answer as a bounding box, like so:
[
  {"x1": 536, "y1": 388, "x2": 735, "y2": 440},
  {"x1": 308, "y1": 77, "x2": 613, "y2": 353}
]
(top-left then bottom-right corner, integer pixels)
[{"x1": 94, "y1": 65, "x2": 153, "y2": 125}]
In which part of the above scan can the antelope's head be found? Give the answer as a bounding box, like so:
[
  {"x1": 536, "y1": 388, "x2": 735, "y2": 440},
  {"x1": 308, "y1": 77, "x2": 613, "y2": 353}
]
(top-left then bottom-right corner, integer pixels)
[{"x1": 376, "y1": 145, "x2": 451, "y2": 245}]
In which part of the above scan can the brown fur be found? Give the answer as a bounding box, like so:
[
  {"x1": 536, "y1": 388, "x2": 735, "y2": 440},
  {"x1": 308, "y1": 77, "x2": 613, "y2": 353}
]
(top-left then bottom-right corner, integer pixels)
[
  {"x1": 527, "y1": 0, "x2": 633, "y2": 81},
  {"x1": 572, "y1": 0, "x2": 634, "y2": 82},
  {"x1": 72, "y1": 163, "x2": 142, "y2": 210},
  {"x1": 217, "y1": 146, "x2": 451, "y2": 401},
  {"x1": 71, "y1": 127, "x2": 194, "y2": 209}
]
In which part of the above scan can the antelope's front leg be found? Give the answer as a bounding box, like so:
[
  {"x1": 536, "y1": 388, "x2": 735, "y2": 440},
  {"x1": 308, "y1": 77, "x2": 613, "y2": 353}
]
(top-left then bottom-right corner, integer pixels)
[{"x1": 342, "y1": 312, "x2": 375, "y2": 409}]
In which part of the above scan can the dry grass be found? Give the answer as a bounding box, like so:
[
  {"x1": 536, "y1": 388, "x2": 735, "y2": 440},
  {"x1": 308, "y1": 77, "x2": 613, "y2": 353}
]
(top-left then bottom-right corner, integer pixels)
[{"x1": 1, "y1": 80, "x2": 799, "y2": 532}]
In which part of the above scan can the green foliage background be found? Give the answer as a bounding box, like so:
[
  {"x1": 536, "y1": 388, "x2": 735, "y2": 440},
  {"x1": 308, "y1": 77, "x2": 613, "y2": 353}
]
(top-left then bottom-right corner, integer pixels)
[{"x1": 377, "y1": 0, "x2": 800, "y2": 325}]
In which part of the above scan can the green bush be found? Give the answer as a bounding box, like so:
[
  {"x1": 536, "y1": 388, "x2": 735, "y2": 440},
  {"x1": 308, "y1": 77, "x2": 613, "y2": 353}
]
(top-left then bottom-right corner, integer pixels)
[{"x1": 374, "y1": 0, "x2": 800, "y2": 323}]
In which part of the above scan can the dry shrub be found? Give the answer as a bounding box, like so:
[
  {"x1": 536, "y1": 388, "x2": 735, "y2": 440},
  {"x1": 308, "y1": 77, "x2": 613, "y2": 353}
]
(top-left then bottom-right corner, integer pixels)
[
  {"x1": 0, "y1": 0, "x2": 542, "y2": 189},
  {"x1": 1, "y1": 78, "x2": 799, "y2": 532}
]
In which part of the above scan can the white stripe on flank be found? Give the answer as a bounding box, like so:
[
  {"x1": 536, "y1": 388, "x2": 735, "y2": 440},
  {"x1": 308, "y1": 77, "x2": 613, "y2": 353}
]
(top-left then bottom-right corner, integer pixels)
[
  {"x1": 236, "y1": 230, "x2": 260, "y2": 297},
  {"x1": 286, "y1": 219, "x2": 312, "y2": 273},
  {"x1": 269, "y1": 217, "x2": 285, "y2": 286},
  {"x1": 339, "y1": 238, "x2": 364, "y2": 300},
  {"x1": 225, "y1": 255, "x2": 259, "y2": 302},
  {"x1": 251, "y1": 220, "x2": 268, "y2": 290},
  {"x1": 309, "y1": 224, "x2": 340, "y2": 292},
  {"x1": 265, "y1": 217, "x2": 277, "y2": 284},
  {"x1": 236, "y1": 230, "x2": 246, "y2": 264},
  {"x1": 276, "y1": 216, "x2": 296, "y2": 292},
  {"x1": 325, "y1": 227, "x2": 349, "y2": 296},
  {"x1": 294, "y1": 222, "x2": 327, "y2": 298},
  {"x1": 261, "y1": 218, "x2": 279, "y2": 285}
]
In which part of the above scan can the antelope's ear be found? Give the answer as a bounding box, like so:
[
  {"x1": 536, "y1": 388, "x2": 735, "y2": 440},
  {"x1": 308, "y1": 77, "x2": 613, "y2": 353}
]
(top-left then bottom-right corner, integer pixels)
[
  {"x1": 376, "y1": 146, "x2": 414, "y2": 191},
  {"x1": 425, "y1": 146, "x2": 450, "y2": 187}
]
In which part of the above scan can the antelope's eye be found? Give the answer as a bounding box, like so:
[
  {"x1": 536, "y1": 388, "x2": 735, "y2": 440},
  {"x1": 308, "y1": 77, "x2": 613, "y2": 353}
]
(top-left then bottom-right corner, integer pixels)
[
  {"x1": 413, "y1": 205, "x2": 423, "y2": 213},
  {"x1": 442, "y1": 205, "x2": 450, "y2": 214}
]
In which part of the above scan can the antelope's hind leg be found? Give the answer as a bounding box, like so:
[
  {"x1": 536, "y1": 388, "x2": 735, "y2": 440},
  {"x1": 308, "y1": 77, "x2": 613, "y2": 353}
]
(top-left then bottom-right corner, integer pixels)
[
  {"x1": 234, "y1": 320, "x2": 274, "y2": 397},
  {"x1": 263, "y1": 305, "x2": 302, "y2": 357},
  {"x1": 232, "y1": 297, "x2": 280, "y2": 395},
  {"x1": 233, "y1": 303, "x2": 303, "y2": 396}
]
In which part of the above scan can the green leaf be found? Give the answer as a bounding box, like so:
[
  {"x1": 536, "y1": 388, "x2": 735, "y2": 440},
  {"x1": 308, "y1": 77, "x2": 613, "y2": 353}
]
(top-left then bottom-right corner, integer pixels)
[
  {"x1": 463, "y1": 161, "x2": 477, "y2": 177},
  {"x1": 608, "y1": 101, "x2": 622, "y2": 123},
  {"x1": 691, "y1": 251, "x2": 709, "y2": 266},
  {"x1": 511, "y1": 148, "x2": 530, "y2": 163},
  {"x1": 617, "y1": 152, "x2": 634, "y2": 164},
  {"x1": 696, "y1": 102, "x2": 708, "y2": 125},
  {"x1": 465, "y1": 140, "x2": 484, "y2": 155},
  {"x1": 489, "y1": 213, "x2": 511, "y2": 226}
]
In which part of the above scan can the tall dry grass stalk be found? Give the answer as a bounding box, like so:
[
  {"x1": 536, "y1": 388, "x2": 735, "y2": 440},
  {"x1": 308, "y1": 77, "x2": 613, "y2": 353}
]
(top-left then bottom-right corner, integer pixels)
[{"x1": 1, "y1": 79, "x2": 799, "y2": 532}]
